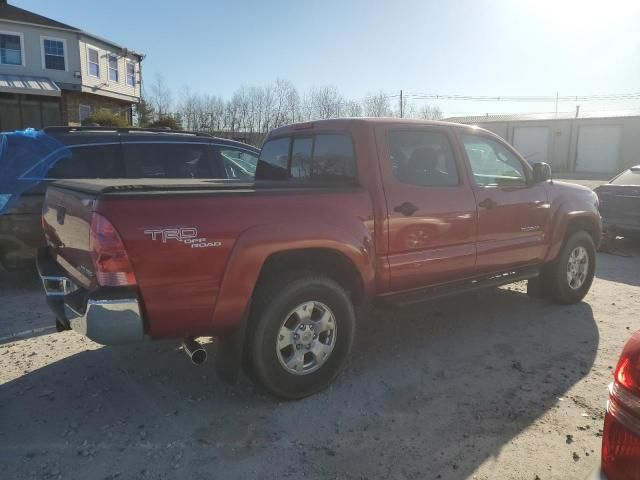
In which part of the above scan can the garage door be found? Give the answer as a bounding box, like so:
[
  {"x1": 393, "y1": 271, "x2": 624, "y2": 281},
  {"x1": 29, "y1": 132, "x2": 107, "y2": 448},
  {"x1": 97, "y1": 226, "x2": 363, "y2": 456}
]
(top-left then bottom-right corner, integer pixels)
[
  {"x1": 576, "y1": 125, "x2": 622, "y2": 173},
  {"x1": 512, "y1": 127, "x2": 550, "y2": 165}
]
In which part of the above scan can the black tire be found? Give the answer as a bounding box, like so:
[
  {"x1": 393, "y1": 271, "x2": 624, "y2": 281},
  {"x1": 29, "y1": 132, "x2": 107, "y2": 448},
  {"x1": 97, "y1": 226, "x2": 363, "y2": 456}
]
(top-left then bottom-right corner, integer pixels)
[
  {"x1": 248, "y1": 272, "x2": 355, "y2": 400},
  {"x1": 545, "y1": 231, "x2": 596, "y2": 304}
]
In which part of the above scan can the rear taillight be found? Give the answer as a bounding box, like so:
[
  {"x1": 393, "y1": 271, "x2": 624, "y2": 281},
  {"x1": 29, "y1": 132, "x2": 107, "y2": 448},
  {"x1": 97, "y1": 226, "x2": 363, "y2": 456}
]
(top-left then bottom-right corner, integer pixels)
[
  {"x1": 602, "y1": 331, "x2": 640, "y2": 480},
  {"x1": 89, "y1": 213, "x2": 136, "y2": 287}
]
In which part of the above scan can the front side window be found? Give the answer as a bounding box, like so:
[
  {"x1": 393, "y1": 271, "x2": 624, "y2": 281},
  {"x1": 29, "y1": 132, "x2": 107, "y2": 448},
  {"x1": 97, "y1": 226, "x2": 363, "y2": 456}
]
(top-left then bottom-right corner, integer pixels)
[
  {"x1": 388, "y1": 130, "x2": 459, "y2": 186},
  {"x1": 88, "y1": 48, "x2": 100, "y2": 77},
  {"x1": 43, "y1": 38, "x2": 65, "y2": 70},
  {"x1": 0, "y1": 33, "x2": 22, "y2": 65},
  {"x1": 126, "y1": 62, "x2": 135, "y2": 86},
  {"x1": 461, "y1": 134, "x2": 527, "y2": 187},
  {"x1": 256, "y1": 134, "x2": 357, "y2": 184},
  {"x1": 220, "y1": 148, "x2": 257, "y2": 178},
  {"x1": 108, "y1": 54, "x2": 119, "y2": 82}
]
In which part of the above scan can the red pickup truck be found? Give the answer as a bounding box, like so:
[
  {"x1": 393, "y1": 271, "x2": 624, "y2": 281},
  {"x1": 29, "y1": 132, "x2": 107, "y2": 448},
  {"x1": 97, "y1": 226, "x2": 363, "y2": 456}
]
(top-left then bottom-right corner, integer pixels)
[{"x1": 37, "y1": 118, "x2": 601, "y2": 399}]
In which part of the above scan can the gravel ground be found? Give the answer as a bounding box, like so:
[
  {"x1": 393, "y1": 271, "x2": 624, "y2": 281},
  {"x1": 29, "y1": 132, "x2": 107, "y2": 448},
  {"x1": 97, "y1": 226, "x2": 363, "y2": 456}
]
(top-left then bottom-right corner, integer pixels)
[{"x1": 1, "y1": 177, "x2": 638, "y2": 480}]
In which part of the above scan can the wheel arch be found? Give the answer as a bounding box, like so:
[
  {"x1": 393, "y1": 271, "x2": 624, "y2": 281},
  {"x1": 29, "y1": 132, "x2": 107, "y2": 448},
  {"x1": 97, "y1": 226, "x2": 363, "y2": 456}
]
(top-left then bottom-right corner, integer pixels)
[
  {"x1": 210, "y1": 222, "x2": 375, "y2": 331},
  {"x1": 545, "y1": 210, "x2": 601, "y2": 263}
]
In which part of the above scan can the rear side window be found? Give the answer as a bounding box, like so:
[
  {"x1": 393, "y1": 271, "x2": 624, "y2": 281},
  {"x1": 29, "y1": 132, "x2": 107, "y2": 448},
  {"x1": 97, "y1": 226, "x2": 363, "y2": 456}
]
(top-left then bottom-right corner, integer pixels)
[
  {"x1": 48, "y1": 144, "x2": 122, "y2": 179},
  {"x1": 388, "y1": 130, "x2": 459, "y2": 187},
  {"x1": 123, "y1": 144, "x2": 167, "y2": 178},
  {"x1": 256, "y1": 133, "x2": 356, "y2": 185},
  {"x1": 312, "y1": 135, "x2": 356, "y2": 183},
  {"x1": 123, "y1": 143, "x2": 213, "y2": 178}
]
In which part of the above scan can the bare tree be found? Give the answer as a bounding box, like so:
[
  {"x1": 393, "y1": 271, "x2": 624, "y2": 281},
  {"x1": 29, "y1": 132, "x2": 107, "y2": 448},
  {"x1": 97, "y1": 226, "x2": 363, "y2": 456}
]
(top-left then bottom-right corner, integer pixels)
[
  {"x1": 307, "y1": 85, "x2": 344, "y2": 120},
  {"x1": 148, "y1": 73, "x2": 173, "y2": 119},
  {"x1": 344, "y1": 100, "x2": 363, "y2": 117},
  {"x1": 364, "y1": 91, "x2": 392, "y2": 117},
  {"x1": 150, "y1": 74, "x2": 452, "y2": 145},
  {"x1": 416, "y1": 104, "x2": 443, "y2": 120}
]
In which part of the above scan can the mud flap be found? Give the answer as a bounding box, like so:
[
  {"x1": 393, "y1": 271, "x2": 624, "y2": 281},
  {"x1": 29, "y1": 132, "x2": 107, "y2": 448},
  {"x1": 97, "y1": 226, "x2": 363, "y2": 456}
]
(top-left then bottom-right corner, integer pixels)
[{"x1": 214, "y1": 302, "x2": 250, "y2": 384}]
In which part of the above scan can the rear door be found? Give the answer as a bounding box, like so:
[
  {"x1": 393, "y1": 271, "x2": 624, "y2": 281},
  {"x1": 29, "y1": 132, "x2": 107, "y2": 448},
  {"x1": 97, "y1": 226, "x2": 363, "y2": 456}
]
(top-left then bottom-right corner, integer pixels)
[
  {"x1": 377, "y1": 125, "x2": 477, "y2": 292},
  {"x1": 458, "y1": 131, "x2": 550, "y2": 274}
]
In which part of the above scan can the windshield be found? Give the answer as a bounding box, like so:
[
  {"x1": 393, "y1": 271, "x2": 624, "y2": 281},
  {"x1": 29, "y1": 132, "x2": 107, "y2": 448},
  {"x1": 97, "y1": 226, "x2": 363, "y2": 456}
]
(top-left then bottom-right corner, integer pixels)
[{"x1": 611, "y1": 169, "x2": 640, "y2": 185}]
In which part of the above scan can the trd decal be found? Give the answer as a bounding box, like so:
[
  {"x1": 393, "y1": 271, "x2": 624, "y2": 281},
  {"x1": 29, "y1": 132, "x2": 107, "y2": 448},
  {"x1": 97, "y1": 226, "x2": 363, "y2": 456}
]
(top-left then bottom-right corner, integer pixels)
[{"x1": 143, "y1": 227, "x2": 222, "y2": 249}]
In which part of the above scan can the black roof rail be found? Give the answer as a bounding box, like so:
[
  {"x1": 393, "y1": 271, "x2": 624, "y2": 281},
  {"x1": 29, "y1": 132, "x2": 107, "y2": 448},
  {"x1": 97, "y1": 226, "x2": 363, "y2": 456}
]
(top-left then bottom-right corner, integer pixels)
[
  {"x1": 39, "y1": 126, "x2": 260, "y2": 146},
  {"x1": 42, "y1": 126, "x2": 220, "y2": 137}
]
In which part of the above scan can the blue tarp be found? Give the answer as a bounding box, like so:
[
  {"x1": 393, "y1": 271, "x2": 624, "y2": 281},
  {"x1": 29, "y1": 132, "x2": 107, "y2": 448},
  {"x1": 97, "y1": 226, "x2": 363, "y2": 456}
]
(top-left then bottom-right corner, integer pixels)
[{"x1": 0, "y1": 129, "x2": 69, "y2": 214}]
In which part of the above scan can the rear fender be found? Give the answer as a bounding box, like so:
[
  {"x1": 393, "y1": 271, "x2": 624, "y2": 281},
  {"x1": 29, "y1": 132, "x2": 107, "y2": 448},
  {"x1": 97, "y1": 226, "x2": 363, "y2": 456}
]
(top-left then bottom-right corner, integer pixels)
[{"x1": 211, "y1": 221, "x2": 375, "y2": 330}]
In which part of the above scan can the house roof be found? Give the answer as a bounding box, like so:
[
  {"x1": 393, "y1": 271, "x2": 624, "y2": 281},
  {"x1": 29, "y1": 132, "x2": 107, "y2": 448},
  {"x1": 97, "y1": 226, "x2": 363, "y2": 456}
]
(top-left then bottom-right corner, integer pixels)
[
  {"x1": 444, "y1": 110, "x2": 640, "y2": 124},
  {"x1": 0, "y1": 1, "x2": 144, "y2": 58},
  {"x1": 0, "y1": 1, "x2": 79, "y2": 31}
]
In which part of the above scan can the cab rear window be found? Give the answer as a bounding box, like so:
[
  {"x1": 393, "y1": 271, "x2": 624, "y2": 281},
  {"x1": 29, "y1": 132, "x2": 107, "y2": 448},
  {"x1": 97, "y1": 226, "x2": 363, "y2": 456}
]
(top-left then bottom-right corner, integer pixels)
[{"x1": 256, "y1": 134, "x2": 356, "y2": 185}]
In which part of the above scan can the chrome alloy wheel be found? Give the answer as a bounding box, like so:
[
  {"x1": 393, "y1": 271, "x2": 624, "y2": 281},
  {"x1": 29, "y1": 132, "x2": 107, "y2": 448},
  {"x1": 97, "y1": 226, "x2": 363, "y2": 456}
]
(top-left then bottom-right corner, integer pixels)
[
  {"x1": 567, "y1": 246, "x2": 589, "y2": 290},
  {"x1": 276, "y1": 301, "x2": 337, "y2": 375}
]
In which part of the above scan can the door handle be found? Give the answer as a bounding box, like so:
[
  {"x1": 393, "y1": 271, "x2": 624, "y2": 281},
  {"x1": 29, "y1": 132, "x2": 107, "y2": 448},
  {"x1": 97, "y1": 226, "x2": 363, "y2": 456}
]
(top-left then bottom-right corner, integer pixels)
[
  {"x1": 394, "y1": 202, "x2": 419, "y2": 216},
  {"x1": 478, "y1": 197, "x2": 497, "y2": 210}
]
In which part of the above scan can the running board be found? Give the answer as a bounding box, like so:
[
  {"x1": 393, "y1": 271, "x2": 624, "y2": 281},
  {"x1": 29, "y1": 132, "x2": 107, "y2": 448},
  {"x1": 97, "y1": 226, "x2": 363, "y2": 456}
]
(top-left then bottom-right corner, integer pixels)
[{"x1": 378, "y1": 266, "x2": 540, "y2": 308}]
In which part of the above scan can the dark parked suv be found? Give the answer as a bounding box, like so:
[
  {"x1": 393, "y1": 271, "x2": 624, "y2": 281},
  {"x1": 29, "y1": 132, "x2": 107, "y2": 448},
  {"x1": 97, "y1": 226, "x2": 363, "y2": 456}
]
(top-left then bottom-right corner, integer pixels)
[{"x1": 0, "y1": 126, "x2": 259, "y2": 269}]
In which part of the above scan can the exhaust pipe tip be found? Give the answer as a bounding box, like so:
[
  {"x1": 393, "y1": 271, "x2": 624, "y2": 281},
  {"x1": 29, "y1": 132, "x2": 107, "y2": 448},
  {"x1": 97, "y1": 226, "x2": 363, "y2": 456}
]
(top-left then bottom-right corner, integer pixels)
[{"x1": 182, "y1": 338, "x2": 207, "y2": 365}]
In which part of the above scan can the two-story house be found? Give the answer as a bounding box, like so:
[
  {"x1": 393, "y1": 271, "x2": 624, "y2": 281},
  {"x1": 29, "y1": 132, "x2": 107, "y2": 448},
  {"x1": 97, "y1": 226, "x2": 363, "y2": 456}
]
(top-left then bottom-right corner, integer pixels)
[{"x1": 0, "y1": 0, "x2": 143, "y2": 130}]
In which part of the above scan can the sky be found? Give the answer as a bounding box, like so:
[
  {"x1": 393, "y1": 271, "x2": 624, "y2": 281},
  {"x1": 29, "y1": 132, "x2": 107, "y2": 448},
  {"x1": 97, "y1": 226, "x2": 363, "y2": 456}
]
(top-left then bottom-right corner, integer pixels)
[{"x1": 13, "y1": 0, "x2": 640, "y2": 116}]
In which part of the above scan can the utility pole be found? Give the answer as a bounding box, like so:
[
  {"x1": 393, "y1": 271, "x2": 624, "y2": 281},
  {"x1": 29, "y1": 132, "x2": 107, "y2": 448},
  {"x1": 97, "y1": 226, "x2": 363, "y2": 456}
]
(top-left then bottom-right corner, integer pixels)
[
  {"x1": 555, "y1": 91, "x2": 559, "y2": 116},
  {"x1": 400, "y1": 90, "x2": 403, "y2": 118}
]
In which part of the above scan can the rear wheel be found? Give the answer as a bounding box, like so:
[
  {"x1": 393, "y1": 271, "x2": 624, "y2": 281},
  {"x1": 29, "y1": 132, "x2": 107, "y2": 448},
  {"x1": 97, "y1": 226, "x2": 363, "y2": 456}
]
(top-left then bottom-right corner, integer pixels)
[
  {"x1": 545, "y1": 231, "x2": 596, "y2": 304},
  {"x1": 248, "y1": 273, "x2": 355, "y2": 399}
]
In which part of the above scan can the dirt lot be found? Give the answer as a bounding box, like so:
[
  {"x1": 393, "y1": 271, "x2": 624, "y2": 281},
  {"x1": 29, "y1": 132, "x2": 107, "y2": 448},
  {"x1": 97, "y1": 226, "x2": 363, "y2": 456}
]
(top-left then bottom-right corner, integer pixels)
[{"x1": 1, "y1": 177, "x2": 638, "y2": 480}]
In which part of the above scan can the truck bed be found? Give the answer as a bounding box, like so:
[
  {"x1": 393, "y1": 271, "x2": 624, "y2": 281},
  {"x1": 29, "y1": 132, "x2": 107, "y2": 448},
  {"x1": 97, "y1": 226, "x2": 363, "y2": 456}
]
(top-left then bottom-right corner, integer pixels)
[{"x1": 42, "y1": 179, "x2": 375, "y2": 340}]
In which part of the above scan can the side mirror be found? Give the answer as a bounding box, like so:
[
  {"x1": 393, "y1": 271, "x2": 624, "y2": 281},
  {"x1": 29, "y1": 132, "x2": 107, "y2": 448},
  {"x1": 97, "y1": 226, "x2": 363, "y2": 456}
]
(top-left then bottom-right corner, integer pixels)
[{"x1": 532, "y1": 162, "x2": 552, "y2": 183}]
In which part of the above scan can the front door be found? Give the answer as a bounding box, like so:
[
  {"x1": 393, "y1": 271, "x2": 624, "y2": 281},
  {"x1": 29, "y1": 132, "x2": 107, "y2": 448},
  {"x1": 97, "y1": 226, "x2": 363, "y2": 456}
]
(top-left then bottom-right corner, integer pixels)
[
  {"x1": 377, "y1": 126, "x2": 478, "y2": 292},
  {"x1": 458, "y1": 132, "x2": 551, "y2": 274}
]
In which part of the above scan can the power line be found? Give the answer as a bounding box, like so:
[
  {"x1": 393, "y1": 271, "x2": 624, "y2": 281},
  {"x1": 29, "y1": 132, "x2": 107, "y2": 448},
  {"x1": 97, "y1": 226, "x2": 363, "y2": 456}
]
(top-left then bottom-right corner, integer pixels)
[{"x1": 397, "y1": 91, "x2": 640, "y2": 103}]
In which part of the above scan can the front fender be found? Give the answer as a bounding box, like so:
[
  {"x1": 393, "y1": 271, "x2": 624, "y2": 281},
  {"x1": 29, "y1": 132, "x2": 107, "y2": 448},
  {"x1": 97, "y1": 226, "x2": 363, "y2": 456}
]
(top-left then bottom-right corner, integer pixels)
[
  {"x1": 210, "y1": 221, "x2": 376, "y2": 330},
  {"x1": 544, "y1": 200, "x2": 601, "y2": 263}
]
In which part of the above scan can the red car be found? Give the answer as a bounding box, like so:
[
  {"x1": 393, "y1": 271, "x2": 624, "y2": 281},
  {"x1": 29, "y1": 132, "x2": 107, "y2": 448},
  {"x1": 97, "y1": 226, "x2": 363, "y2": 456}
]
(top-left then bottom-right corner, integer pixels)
[
  {"x1": 595, "y1": 330, "x2": 640, "y2": 479},
  {"x1": 37, "y1": 118, "x2": 601, "y2": 398}
]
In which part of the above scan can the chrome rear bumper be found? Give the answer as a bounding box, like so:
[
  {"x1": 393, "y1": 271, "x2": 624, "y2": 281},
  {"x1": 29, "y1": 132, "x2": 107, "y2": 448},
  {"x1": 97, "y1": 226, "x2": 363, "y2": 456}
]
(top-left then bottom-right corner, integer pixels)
[{"x1": 36, "y1": 247, "x2": 145, "y2": 345}]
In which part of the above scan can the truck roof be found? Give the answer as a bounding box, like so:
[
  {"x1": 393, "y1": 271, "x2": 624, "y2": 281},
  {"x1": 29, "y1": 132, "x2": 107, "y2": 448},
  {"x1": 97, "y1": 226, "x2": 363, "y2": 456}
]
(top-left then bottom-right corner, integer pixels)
[{"x1": 267, "y1": 117, "x2": 481, "y2": 138}]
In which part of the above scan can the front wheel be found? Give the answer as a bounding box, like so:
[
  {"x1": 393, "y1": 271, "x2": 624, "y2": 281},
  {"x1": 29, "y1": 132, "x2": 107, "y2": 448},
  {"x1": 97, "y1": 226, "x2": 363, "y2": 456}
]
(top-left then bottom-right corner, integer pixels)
[
  {"x1": 248, "y1": 273, "x2": 355, "y2": 399},
  {"x1": 545, "y1": 231, "x2": 596, "y2": 304}
]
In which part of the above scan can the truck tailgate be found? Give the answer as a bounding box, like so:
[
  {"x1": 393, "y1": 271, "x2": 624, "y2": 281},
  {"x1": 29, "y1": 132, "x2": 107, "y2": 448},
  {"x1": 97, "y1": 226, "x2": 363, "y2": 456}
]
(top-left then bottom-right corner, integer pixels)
[{"x1": 42, "y1": 186, "x2": 97, "y2": 289}]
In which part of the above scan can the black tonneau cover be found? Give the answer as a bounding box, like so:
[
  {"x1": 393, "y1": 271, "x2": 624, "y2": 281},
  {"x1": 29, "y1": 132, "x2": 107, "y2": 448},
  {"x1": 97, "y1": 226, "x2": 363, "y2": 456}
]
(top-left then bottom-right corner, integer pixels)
[{"x1": 51, "y1": 178, "x2": 357, "y2": 197}]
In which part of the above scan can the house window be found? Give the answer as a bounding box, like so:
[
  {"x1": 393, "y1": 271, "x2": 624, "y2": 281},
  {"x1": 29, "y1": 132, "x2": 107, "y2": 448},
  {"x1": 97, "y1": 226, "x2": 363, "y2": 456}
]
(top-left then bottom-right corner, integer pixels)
[
  {"x1": 79, "y1": 105, "x2": 92, "y2": 122},
  {"x1": 88, "y1": 48, "x2": 100, "y2": 77},
  {"x1": 108, "y1": 54, "x2": 118, "y2": 82},
  {"x1": 0, "y1": 32, "x2": 23, "y2": 65},
  {"x1": 42, "y1": 38, "x2": 66, "y2": 70},
  {"x1": 126, "y1": 62, "x2": 135, "y2": 87}
]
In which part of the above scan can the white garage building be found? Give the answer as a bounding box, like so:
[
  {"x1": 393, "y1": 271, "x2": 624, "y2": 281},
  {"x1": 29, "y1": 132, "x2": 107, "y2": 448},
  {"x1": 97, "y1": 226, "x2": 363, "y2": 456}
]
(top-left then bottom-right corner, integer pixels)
[{"x1": 446, "y1": 111, "x2": 640, "y2": 174}]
